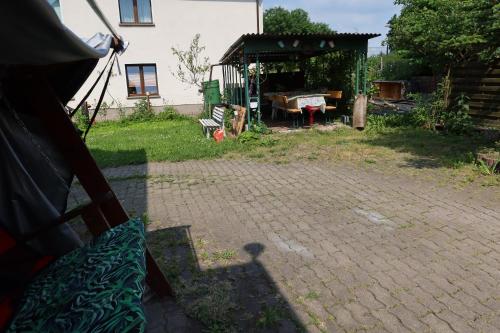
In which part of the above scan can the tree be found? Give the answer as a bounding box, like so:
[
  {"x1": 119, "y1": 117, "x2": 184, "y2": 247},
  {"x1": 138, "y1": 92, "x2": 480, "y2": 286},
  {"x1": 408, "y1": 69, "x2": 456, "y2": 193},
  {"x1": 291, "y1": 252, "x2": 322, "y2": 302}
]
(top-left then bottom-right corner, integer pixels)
[
  {"x1": 386, "y1": 0, "x2": 499, "y2": 73},
  {"x1": 264, "y1": 7, "x2": 332, "y2": 34},
  {"x1": 171, "y1": 34, "x2": 210, "y2": 91}
]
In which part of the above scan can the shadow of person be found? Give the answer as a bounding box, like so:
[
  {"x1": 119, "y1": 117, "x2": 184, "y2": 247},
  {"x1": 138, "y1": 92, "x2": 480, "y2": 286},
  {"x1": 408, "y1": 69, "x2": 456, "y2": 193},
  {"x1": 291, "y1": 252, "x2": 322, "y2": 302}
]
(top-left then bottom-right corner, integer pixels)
[
  {"x1": 243, "y1": 242, "x2": 265, "y2": 259},
  {"x1": 144, "y1": 229, "x2": 305, "y2": 332}
]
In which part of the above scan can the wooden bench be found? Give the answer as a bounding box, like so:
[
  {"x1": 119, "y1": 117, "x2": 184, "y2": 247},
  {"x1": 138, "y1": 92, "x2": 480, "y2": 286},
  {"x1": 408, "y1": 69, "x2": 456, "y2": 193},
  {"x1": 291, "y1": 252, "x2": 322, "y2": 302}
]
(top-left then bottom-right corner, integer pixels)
[
  {"x1": 325, "y1": 90, "x2": 342, "y2": 124},
  {"x1": 199, "y1": 106, "x2": 225, "y2": 139},
  {"x1": 276, "y1": 95, "x2": 302, "y2": 128}
]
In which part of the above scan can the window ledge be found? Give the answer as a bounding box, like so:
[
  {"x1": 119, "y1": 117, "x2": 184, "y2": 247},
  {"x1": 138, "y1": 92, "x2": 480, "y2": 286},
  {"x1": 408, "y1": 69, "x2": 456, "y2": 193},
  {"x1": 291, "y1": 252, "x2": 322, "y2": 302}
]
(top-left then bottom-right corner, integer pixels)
[
  {"x1": 127, "y1": 95, "x2": 161, "y2": 100},
  {"x1": 119, "y1": 22, "x2": 155, "y2": 27}
]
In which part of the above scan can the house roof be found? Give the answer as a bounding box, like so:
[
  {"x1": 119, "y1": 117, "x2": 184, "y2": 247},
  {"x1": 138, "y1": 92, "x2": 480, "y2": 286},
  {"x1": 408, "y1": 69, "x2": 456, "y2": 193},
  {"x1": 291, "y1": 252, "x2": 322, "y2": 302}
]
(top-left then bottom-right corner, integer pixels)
[{"x1": 220, "y1": 32, "x2": 380, "y2": 64}]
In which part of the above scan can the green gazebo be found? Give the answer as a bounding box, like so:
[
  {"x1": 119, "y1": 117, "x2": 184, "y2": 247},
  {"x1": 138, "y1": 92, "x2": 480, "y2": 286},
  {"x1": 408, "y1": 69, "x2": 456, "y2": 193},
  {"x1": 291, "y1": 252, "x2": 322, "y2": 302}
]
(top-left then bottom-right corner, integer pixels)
[{"x1": 218, "y1": 32, "x2": 380, "y2": 126}]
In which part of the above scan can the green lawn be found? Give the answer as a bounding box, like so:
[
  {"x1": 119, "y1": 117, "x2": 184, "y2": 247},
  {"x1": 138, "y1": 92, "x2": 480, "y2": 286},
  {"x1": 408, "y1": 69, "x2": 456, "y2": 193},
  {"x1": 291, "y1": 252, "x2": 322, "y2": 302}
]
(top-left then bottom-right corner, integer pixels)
[
  {"x1": 87, "y1": 118, "x2": 242, "y2": 168},
  {"x1": 87, "y1": 118, "x2": 499, "y2": 187}
]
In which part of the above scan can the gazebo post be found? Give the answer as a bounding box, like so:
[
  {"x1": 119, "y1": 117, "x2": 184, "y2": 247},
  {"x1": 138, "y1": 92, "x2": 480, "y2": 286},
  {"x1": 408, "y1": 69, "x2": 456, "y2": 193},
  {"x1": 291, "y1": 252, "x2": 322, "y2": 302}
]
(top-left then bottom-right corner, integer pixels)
[
  {"x1": 256, "y1": 54, "x2": 261, "y2": 124},
  {"x1": 362, "y1": 50, "x2": 368, "y2": 94},
  {"x1": 239, "y1": 65, "x2": 243, "y2": 107},
  {"x1": 234, "y1": 65, "x2": 237, "y2": 106},
  {"x1": 222, "y1": 65, "x2": 226, "y2": 102},
  {"x1": 244, "y1": 54, "x2": 251, "y2": 128},
  {"x1": 228, "y1": 65, "x2": 232, "y2": 105},
  {"x1": 355, "y1": 50, "x2": 361, "y2": 95},
  {"x1": 232, "y1": 65, "x2": 235, "y2": 105},
  {"x1": 233, "y1": 65, "x2": 237, "y2": 106}
]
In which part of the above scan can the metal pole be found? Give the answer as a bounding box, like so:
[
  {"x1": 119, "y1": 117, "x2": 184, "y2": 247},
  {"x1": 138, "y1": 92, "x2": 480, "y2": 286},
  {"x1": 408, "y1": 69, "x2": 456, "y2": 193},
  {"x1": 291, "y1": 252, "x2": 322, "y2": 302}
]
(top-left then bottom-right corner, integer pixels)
[
  {"x1": 363, "y1": 51, "x2": 368, "y2": 94},
  {"x1": 236, "y1": 65, "x2": 240, "y2": 106},
  {"x1": 232, "y1": 65, "x2": 236, "y2": 105},
  {"x1": 222, "y1": 65, "x2": 226, "y2": 103},
  {"x1": 256, "y1": 55, "x2": 261, "y2": 124},
  {"x1": 355, "y1": 51, "x2": 360, "y2": 95},
  {"x1": 244, "y1": 55, "x2": 251, "y2": 128},
  {"x1": 256, "y1": 0, "x2": 260, "y2": 33},
  {"x1": 229, "y1": 65, "x2": 234, "y2": 105},
  {"x1": 239, "y1": 66, "x2": 243, "y2": 107}
]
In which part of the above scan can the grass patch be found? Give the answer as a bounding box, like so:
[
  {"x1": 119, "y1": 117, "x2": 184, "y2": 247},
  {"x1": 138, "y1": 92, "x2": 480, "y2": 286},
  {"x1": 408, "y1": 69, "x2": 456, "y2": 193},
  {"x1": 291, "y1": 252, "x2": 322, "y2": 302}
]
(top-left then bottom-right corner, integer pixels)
[
  {"x1": 307, "y1": 312, "x2": 326, "y2": 331},
  {"x1": 212, "y1": 249, "x2": 237, "y2": 262},
  {"x1": 305, "y1": 291, "x2": 320, "y2": 300},
  {"x1": 86, "y1": 118, "x2": 243, "y2": 168},
  {"x1": 87, "y1": 117, "x2": 498, "y2": 186},
  {"x1": 180, "y1": 279, "x2": 236, "y2": 332},
  {"x1": 256, "y1": 305, "x2": 283, "y2": 328}
]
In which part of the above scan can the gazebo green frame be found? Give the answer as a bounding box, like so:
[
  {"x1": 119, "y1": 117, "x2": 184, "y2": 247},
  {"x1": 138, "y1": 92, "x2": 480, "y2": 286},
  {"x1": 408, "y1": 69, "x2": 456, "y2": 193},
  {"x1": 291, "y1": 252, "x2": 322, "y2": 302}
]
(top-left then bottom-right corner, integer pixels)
[{"x1": 218, "y1": 33, "x2": 380, "y2": 127}]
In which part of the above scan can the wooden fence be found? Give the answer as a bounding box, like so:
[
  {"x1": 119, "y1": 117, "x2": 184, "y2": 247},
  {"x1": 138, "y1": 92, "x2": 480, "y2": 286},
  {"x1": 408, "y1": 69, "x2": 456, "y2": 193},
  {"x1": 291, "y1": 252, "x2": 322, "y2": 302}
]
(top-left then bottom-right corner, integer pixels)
[{"x1": 451, "y1": 60, "x2": 500, "y2": 129}]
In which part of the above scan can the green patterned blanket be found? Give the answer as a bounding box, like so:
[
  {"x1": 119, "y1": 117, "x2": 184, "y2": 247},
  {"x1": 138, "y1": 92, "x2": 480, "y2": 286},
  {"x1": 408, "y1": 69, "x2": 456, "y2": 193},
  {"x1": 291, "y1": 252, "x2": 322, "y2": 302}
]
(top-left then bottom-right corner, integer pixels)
[{"x1": 7, "y1": 219, "x2": 147, "y2": 333}]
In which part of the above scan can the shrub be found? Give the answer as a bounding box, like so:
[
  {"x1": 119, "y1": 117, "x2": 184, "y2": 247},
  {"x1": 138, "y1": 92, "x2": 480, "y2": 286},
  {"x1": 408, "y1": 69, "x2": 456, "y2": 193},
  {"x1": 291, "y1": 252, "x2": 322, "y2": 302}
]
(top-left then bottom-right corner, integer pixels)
[
  {"x1": 157, "y1": 106, "x2": 186, "y2": 121},
  {"x1": 116, "y1": 101, "x2": 127, "y2": 121},
  {"x1": 409, "y1": 93, "x2": 442, "y2": 130},
  {"x1": 367, "y1": 84, "x2": 474, "y2": 136},
  {"x1": 366, "y1": 113, "x2": 413, "y2": 132},
  {"x1": 441, "y1": 94, "x2": 473, "y2": 135},
  {"x1": 223, "y1": 107, "x2": 234, "y2": 131},
  {"x1": 73, "y1": 107, "x2": 90, "y2": 131},
  {"x1": 238, "y1": 131, "x2": 261, "y2": 143},
  {"x1": 250, "y1": 122, "x2": 271, "y2": 134},
  {"x1": 127, "y1": 98, "x2": 155, "y2": 121},
  {"x1": 99, "y1": 101, "x2": 112, "y2": 120}
]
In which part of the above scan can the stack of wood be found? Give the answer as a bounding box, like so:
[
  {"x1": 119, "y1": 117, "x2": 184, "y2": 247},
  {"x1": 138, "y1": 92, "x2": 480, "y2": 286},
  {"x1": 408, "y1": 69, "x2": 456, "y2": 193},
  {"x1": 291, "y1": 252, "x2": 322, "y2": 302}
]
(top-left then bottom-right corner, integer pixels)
[{"x1": 230, "y1": 105, "x2": 247, "y2": 136}]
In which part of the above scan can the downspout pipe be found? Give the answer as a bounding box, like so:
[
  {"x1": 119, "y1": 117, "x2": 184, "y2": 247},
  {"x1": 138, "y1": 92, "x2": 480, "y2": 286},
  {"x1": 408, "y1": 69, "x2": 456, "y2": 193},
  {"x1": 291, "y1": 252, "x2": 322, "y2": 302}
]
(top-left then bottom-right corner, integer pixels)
[
  {"x1": 209, "y1": 63, "x2": 222, "y2": 83},
  {"x1": 256, "y1": 0, "x2": 260, "y2": 34}
]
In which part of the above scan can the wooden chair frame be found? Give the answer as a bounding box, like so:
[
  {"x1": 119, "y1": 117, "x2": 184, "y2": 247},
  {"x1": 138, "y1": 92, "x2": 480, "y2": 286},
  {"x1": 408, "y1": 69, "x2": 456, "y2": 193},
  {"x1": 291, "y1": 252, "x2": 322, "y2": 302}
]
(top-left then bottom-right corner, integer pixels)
[{"x1": 8, "y1": 71, "x2": 174, "y2": 298}]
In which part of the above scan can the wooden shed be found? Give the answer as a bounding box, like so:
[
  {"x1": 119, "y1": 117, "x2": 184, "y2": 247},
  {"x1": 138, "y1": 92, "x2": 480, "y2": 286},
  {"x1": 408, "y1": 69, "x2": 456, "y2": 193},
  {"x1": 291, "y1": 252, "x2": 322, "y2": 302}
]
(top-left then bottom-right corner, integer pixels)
[{"x1": 372, "y1": 80, "x2": 407, "y2": 101}]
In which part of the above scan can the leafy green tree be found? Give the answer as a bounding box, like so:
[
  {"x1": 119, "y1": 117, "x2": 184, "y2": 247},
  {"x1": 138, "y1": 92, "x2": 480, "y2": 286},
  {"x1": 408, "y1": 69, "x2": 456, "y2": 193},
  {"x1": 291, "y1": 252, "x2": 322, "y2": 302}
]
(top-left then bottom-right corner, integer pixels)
[
  {"x1": 264, "y1": 7, "x2": 332, "y2": 34},
  {"x1": 387, "y1": 0, "x2": 499, "y2": 72}
]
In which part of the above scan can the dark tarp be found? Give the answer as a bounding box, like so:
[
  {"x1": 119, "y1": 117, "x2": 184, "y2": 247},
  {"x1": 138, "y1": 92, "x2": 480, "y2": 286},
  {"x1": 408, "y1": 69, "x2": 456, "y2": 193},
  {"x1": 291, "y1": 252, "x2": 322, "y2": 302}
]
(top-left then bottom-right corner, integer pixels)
[{"x1": 0, "y1": 0, "x2": 114, "y2": 257}]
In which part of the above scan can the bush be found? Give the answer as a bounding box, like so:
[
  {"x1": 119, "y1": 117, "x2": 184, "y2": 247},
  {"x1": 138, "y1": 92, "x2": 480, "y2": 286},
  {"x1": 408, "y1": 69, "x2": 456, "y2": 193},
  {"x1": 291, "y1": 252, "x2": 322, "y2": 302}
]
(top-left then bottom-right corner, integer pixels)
[
  {"x1": 157, "y1": 106, "x2": 186, "y2": 121},
  {"x1": 73, "y1": 108, "x2": 90, "y2": 131},
  {"x1": 238, "y1": 131, "x2": 261, "y2": 143},
  {"x1": 250, "y1": 122, "x2": 271, "y2": 134},
  {"x1": 223, "y1": 107, "x2": 234, "y2": 131},
  {"x1": 127, "y1": 98, "x2": 155, "y2": 121},
  {"x1": 409, "y1": 93, "x2": 442, "y2": 130},
  {"x1": 441, "y1": 94, "x2": 473, "y2": 135},
  {"x1": 367, "y1": 83, "x2": 474, "y2": 135},
  {"x1": 366, "y1": 113, "x2": 413, "y2": 132}
]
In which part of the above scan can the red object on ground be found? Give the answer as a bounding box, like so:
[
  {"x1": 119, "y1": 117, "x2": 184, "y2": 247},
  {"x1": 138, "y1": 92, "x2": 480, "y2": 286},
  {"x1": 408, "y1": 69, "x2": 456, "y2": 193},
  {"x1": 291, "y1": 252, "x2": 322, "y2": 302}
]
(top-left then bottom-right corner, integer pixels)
[
  {"x1": 213, "y1": 129, "x2": 224, "y2": 143},
  {"x1": 304, "y1": 105, "x2": 321, "y2": 126}
]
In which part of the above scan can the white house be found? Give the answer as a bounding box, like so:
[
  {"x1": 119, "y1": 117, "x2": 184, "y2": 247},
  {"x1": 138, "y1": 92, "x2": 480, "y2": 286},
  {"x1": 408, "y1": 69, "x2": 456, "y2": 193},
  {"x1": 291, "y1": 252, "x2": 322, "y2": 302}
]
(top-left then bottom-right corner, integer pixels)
[{"x1": 51, "y1": 0, "x2": 263, "y2": 114}]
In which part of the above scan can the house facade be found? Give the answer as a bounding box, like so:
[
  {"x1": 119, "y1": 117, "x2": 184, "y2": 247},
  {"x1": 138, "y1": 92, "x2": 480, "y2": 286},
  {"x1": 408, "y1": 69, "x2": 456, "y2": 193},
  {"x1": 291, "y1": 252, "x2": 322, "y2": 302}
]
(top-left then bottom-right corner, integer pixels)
[{"x1": 53, "y1": 0, "x2": 263, "y2": 114}]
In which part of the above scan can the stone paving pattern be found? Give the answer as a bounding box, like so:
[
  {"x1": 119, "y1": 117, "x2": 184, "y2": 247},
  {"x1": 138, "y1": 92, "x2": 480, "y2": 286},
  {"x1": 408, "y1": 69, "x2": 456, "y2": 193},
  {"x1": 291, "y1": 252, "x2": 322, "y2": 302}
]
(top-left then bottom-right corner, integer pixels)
[{"x1": 87, "y1": 160, "x2": 499, "y2": 332}]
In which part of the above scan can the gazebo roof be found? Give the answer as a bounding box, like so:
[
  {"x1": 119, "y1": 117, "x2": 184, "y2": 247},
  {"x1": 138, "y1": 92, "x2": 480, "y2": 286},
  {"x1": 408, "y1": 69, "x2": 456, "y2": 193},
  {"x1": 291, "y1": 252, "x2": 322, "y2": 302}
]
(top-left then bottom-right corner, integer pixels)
[{"x1": 220, "y1": 32, "x2": 380, "y2": 64}]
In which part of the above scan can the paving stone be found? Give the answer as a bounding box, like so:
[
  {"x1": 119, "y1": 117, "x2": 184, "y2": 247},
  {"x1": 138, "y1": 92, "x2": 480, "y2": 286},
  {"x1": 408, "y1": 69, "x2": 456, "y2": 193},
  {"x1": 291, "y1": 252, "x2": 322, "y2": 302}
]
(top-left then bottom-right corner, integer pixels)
[{"x1": 69, "y1": 160, "x2": 500, "y2": 332}]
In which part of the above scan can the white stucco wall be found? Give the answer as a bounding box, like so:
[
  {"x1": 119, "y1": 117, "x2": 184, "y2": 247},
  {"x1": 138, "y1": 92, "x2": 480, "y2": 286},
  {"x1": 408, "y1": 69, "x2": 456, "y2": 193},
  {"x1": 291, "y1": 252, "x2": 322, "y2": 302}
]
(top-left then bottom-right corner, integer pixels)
[{"x1": 59, "y1": 0, "x2": 263, "y2": 109}]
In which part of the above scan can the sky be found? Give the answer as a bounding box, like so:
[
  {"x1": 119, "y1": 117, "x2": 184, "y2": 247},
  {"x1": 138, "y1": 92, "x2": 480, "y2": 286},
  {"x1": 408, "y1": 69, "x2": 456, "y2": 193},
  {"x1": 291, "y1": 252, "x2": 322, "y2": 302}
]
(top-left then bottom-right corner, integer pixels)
[{"x1": 263, "y1": 0, "x2": 401, "y2": 55}]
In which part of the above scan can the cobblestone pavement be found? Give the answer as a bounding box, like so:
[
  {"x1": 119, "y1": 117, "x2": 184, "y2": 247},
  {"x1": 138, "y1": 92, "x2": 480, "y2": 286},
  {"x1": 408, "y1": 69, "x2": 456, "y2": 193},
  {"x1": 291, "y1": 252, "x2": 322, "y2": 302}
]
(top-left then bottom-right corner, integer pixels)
[{"x1": 89, "y1": 160, "x2": 499, "y2": 332}]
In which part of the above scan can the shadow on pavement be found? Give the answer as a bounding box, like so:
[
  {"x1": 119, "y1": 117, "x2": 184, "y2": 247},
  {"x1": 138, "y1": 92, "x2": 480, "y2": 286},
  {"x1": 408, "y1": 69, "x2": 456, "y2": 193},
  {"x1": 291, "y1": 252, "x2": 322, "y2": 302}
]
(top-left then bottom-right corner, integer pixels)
[{"x1": 146, "y1": 226, "x2": 305, "y2": 332}]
